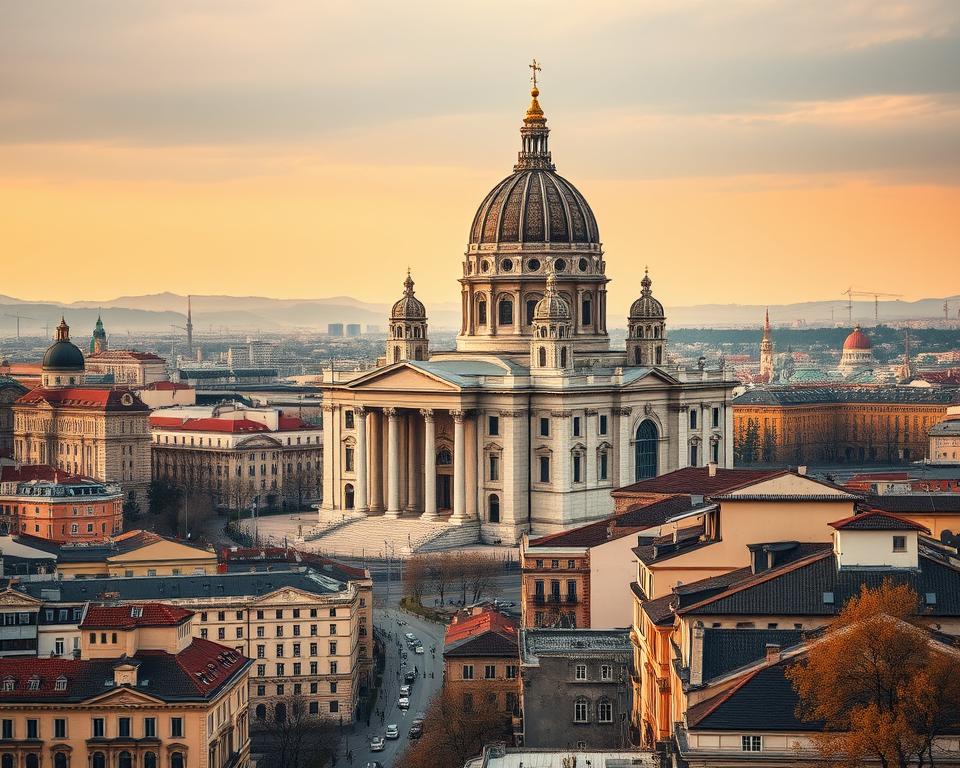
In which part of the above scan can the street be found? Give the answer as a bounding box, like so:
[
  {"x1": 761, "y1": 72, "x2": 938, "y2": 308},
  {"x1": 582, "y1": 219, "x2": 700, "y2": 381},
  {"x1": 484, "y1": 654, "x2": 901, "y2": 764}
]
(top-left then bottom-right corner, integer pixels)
[{"x1": 345, "y1": 607, "x2": 447, "y2": 768}]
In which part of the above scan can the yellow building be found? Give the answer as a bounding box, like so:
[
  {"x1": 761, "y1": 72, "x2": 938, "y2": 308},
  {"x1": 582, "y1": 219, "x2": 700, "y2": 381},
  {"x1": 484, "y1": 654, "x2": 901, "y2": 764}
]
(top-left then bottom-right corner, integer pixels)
[{"x1": 0, "y1": 601, "x2": 250, "y2": 768}]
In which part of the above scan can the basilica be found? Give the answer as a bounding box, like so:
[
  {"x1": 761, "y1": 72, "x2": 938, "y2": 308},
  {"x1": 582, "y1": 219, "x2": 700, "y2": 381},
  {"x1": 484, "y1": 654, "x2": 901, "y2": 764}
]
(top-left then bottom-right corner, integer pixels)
[{"x1": 320, "y1": 80, "x2": 735, "y2": 542}]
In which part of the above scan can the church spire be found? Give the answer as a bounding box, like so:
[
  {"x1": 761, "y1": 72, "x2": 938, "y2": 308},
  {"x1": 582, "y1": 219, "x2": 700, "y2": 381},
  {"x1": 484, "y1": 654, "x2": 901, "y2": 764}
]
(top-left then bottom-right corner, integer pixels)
[
  {"x1": 515, "y1": 59, "x2": 554, "y2": 171},
  {"x1": 186, "y1": 295, "x2": 194, "y2": 356}
]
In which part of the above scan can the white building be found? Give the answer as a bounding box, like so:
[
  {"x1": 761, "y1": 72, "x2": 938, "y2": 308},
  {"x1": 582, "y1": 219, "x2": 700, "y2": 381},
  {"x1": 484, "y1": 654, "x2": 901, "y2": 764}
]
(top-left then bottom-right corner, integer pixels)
[{"x1": 320, "y1": 81, "x2": 736, "y2": 543}]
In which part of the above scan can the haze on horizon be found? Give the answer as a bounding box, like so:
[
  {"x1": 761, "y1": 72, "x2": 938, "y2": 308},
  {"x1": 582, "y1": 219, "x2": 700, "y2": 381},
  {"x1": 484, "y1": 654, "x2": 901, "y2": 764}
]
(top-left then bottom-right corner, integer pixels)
[{"x1": 1, "y1": 1, "x2": 959, "y2": 318}]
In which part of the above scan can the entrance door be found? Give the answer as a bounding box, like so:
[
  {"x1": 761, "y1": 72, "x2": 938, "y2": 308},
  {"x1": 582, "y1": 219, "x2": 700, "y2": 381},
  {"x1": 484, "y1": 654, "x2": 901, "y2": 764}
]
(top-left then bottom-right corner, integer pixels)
[{"x1": 436, "y1": 475, "x2": 452, "y2": 510}]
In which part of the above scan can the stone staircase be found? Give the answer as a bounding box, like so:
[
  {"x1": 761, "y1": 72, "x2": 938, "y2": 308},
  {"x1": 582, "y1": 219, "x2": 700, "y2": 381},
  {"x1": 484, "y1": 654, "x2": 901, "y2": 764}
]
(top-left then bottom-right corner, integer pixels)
[{"x1": 298, "y1": 514, "x2": 481, "y2": 558}]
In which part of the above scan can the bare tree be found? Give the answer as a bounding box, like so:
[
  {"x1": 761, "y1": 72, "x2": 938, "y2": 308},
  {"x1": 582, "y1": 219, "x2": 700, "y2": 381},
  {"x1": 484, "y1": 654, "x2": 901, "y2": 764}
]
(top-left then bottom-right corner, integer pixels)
[
  {"x1": 403, "y1": 554, "x2": 429, "y2": 605},
  {"x1": 252, "y1": 695, "x2": 341, "y2": 768},
  {"x1": 464, "y1": 552, "x2": 501, "y2": 605}
]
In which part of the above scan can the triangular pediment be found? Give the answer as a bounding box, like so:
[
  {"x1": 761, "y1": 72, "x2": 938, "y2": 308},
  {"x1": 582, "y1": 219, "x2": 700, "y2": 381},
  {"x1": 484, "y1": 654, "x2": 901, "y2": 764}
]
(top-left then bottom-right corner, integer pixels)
[
  {"x1": 0, "y1": 588, "x2": 42, "y2": 607},
  {"x1": 235, "y1": 434, "x2": 283, "y2": 449},
  {"x1": 252, "y1": 586, "x2": 329, "y2": 605},
  {"x1": 621, "y1": 367, "x2": 681, "y2": 389},
  {"x1": 343, "y1": 363, "x2": 461, "y2": 392},
  {"x1": 87, "y1": 685, "x2": 166, "y2": 707}
]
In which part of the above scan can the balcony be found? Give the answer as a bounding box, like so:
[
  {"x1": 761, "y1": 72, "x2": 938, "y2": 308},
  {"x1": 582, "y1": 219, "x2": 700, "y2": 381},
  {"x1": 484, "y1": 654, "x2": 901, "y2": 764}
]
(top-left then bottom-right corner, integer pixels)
[
  {"x1": 548, "y1": 594, "x2": 562, "y2": 604},
  {"x1": 565, "y1": 594, "x2": 578, "y2": 603},
  {"x1": 533, "y1": 594, "x2": 545, "y2": 605}
]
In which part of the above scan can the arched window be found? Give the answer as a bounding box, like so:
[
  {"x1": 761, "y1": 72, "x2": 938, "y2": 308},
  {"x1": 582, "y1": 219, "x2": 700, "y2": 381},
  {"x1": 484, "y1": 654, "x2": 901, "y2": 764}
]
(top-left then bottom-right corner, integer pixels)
[
  {"x1": 144, "y1": 754, "x2": 157, "y2": 768},
  {"x1": 560, "y1": 348, "x2": 568, "y2": 368},
  {"x1": 538, "y1": 347, "x2": 547, "y2": 367},
  {"x1": 92, "y1": 754, "x2": 107, "y2": 768},
  {"x1": 581, "y1": 295, "x2": 592, "y2": 326},
  {"x1": 275, "y1": 702, "x2": 287, "y2": 723},
  {"x1": 344, "y1": 410, "x2": 354, "y2": 429},
  {"x1": 394, "y1": 326, "x2": 402, "y2": 339},
  {"x1": 655, "y1": 346, "x2": 663, "y2": 366},
  {"x1": 392, "y1": 348, "x2": 400, "y2": 363},
  {"x1": 635, "y1": 420, "x2": 658, "y2": 480},
  {"x1": 256, "y1": 704, "x2": 267, "y2": 720},
  {"x1": 638, "y1": 326, "x2": 644, "y2": 339},
  {"x1": 54, "y1": 754, "x2": 68, "y2": 768},
  {"x1": 498, "y1": 298, "x2": 514, "y2": 326},
  {"x1": 344, "y1": 483, "x2": 355, "y2": 510},
  {"x1": 597, "y1": 698, "x2": 613, "y2": 723},
  {"x1": 488, "y1": 494, "x2": 500, "y2": 524},
  {"x1": 25, "y1": 756, "x2": 39, "y2": 768},
  {"x1": 1, "y1": 756, "x2": 12, "y2": 768},
  {"x1": 118, "y1": 752, "x2": 132, "y2": 768},
  {"x1": 526, "y1": 299, "x2": 538, "y2": 325},
  {"x1": 437, "y1": 448, "x2": 452, "y2": 466},
  {"x1": 574, "y1": 697, "x2": 589, "y2": 723},
  {"x1": 414, "y1": 326, "x2": 421, "y2": 339},
  {"x1": 654, "y1": 325, "x2": 660, "y2": 338},
  {"x1": 634, "y1": 348, "x2": 641, "y2": 366},
  {"x1": 170, "y1": 754, "x2": 185, "y2": 768},
  {"x1": 477, "y1": 297, "x2": 487, "y2": 325}
]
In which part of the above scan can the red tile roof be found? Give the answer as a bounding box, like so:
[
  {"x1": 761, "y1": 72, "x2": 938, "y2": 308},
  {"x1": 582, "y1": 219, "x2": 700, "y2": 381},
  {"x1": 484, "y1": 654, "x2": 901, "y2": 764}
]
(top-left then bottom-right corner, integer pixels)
[
  {"x1": 848, "y1": 472, "x2": 913, "y2": 482},
  {"x1": 278, "y1": 415, "x2": 314, "y2": 430},
  {"x1": 16, "y1": 387, "x2": 147, "y2": 411},
  {"x1": 80, "y1": 603, "x2": 193, "y2": 629},
  {"x1": 612, "y1": 467, "x2": 785, "y2": 498},
  {"x1": 0, "y1": 464, "x2": 90, "y2": 484},
  {"x1": 149, "y1": 415, "x2": 268, "y2": 433},
  {"x1": 829, "y1": 509, "x2": 929, "y2": 533},
  {"x1": 445, "y1": 608, "x2": 517, "y2": 646}
]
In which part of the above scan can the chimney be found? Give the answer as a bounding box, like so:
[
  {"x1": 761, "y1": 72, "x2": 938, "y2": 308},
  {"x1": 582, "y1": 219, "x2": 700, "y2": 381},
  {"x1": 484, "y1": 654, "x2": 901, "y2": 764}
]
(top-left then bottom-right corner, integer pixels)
[
  {"x1": 765, "y1": 643, "x2": 781, "y2": 663},
  {"x1": 708, "y1": 462, "x2": 717, "y2": 478},
  {"x1": 689, "y1": 622, "x2": 705, "y2": 686}
]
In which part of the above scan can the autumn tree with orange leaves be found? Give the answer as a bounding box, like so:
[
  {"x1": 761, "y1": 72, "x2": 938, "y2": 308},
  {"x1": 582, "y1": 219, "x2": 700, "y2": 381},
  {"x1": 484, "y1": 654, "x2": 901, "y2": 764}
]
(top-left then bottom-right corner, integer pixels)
[{"x1": 787, "y1": 581, "x2": 960, "y2": 768}]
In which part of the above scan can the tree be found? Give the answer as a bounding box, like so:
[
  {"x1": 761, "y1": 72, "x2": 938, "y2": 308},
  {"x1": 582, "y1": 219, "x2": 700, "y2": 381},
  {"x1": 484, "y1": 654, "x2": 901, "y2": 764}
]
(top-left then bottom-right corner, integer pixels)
[
  {"x1": 251, "y1": 694, "x2": 341, "y2": 768},
  {"x1": 463, "y1": 552, "x2": 501, "y2": 605},
  {"x1": 403, "y1": 554, "x2": 429, "y2": 605},
  {"x1": 396, "y1": 688, "x2": 509, "y2": 768},
  {"x1": 787, "y1": 581, "x2": 960, "y2": 768}
]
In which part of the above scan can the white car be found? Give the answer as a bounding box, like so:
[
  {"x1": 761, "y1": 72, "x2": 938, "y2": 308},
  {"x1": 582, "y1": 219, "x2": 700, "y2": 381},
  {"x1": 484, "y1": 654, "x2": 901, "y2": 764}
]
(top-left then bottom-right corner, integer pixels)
[
  {"x1": 398, "y1": 697, "x2": 410, "y2": 710},
  {"x1": 414, "y1": 644, "x2": 424, "y2": 654},
  {"x1": 404, "y1": 632, "x2": 416, "y2": 642},
  {"x1": 385, "y1": 724, "x2": 400, "y2": 740},
  {"x1": 400, "y1": 684, "x2": 411, "y2": 696},
  {"x1": 370, "y1": 736, "x2": 385, "y2": 752}
]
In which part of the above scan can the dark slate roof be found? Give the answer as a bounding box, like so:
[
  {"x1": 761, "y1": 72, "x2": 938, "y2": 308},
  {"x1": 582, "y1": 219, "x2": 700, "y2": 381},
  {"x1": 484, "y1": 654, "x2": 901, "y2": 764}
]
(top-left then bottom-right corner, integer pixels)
[
  {"x1": 687, "y1": 658, "x2": 823, "y2": 731},
  {"x1": 220, "y1": 546, "x2": 368, "y2": 581},
  {"x1": 614, "y1": 467, "x2": 784, "y2": 497},
  {"x1": 830, "y1": 509, "x2": 928, "y2": 531},
  {"x1": 0, "y1": 639, "x2": 248, "y2": 703},
  {"x1": 14, "y1": 570, "x2": 345, "y2": 602},
  {"x1": 701, "y1": 628, "x2": 805, "y2": 682},
  {"x1": 680, "y1": 549, "x2": 960, "y2": 618},
  {"x1": 529, "y1": 495, "x2": 709, "y2": 548},
  {"x1": 734, "y1": 385, "x2": 960, "y2": 407},
  {"x1": 867, "y1": 493, "x2": 960, "y2": 515},
  {"x1": 13, "y1": 530, "x2": 211, "y2": 563},
  {"x1": 444, "y1": 631, "x2": 519, "y2": 659},
  {"x1": 633, "y1": 524, "x2": 709, "y2": 565}
]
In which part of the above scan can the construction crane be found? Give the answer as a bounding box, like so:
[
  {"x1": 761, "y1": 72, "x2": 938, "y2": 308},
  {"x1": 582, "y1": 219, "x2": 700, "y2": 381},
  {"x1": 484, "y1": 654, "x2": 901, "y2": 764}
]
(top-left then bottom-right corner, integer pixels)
[
  {"x1": 840, "y1": 288, "x2": 904, "y2": 326},
  {"x1": 3, "y1": 313, "x2": 35, "y2": 340}
]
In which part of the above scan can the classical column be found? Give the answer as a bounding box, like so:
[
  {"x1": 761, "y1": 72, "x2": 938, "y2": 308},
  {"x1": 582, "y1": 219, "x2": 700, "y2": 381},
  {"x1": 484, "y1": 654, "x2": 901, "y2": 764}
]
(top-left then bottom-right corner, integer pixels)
[
  {"x1": 465, "y1": 414, "x2": 478, "y2": 520},
  {"x1": 421, "y1": 409, "x2": 437, "y2": 520},
  {"x1": 616, "y1": 406, "x2": 633, "y2": 486},
  {"x1": 450, "y1": 410, "x2": 467, "y2": 524},
  {"x1": 320, "y1": 404, "x2": 336, "y2": 511},
  {"x1": 355, "y1": 407, "x2": 368, "y2": 512},
  {"x1": 385, "y1": 408, "x2": 400, "y2": 518},
  {"x1": 406, "y1": 412, "x2": 418, "y2": 512},
  {"x1": 369, "y1": 410, "x2": 383, "y2": 511}
]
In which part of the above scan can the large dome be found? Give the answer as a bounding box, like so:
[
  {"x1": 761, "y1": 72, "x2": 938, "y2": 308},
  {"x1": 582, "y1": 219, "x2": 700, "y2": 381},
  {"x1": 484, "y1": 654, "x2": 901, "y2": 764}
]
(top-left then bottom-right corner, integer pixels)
[
  {"x1": 470, "y1": 169, "x2": 599, "y2": 246},
  {"x1": 843, "y1": 325, "x2": 872, "y2": 350},
  {"x1": 42, "y1": 318, "x2": 85, "y2": 373}
]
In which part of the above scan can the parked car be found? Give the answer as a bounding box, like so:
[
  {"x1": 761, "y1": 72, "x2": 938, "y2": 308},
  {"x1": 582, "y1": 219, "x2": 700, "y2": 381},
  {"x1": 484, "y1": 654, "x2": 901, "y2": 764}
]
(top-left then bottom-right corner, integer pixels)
[
  {"x1": 404, "y1": 670, "x2": 417, "y2": 684},
  {"x1": 370, "y1": 737, "x2": 385, "y2": 752},
  {"x1": 408, "y1": 722, "x2": 423, "y2": 739},
  {"x1": 400, "y1": 684, "x2": 411, "y2": 696},
  {"x1": 414, "y1": 644, "x2": 424, "y2": 654},
  {"x1": 385, "y1": 724, "x2": 400, "y2": 740},
  {"x1": 414, "y1": 711, "x2": 426, "y2": 721},
  {"x1": 365, "y1": 763, "x2": 385, "y2": 768},
  {"x1": 404, "y1": 632, "x2": 416, "y2": 642},
  {"x1": 398, "y1": 697, "x2": 410, "y2": 710}
]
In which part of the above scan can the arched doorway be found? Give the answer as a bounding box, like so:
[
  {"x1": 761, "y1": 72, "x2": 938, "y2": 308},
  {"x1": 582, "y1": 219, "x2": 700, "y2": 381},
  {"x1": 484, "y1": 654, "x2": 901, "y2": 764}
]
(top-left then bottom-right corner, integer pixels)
[
  {"x1": 488, "y1": 494, "x2": 500, "y2": 523},
  {"x1": 344, "y1": 483, "x2": 355, "y2": 510},
  {"x1": 635, "y1": 420, "x2": 658, "y2": 480},
  {"x1": 436, "y1": 447, "x2": 453, "y2": 510}
]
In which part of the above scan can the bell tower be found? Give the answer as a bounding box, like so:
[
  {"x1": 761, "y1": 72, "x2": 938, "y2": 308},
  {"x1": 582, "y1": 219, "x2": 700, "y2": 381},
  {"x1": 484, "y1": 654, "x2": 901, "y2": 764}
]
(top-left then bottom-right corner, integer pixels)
[
  {"x1": 387, "y1": 270, "x2": 429, "y2": 363},
  {"x1": 530, "y1": 266, "x2": 573, "y2": 375},
  {"x1": 626, "y1": 268, "x2": 667, "y2": 367},
  {"x1": 758, "y1": 308, "x2": 774, "y2": 383}
]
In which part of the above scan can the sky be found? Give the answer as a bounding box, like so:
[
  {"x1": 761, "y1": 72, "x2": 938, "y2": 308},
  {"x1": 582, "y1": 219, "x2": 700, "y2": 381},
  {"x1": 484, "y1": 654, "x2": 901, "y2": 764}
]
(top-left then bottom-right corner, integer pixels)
[{"x1": 1, "y1": 0, "x2": 959, "y2": 316}]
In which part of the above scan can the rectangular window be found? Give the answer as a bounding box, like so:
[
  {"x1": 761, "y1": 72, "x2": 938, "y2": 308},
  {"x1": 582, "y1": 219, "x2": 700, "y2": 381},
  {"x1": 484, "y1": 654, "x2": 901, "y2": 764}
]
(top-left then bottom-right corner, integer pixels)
[
  {"x1": 276, "y1": 643, "x2": 284, "y2": 657},
  {"x1": 599, "y1": 450, "x2": 608, "y2": 481},
  {"x1": 484, "y1": 664, "x2": 496, "y2": 679},
  {"x1": 92, "y1": 718, "x2": 105, "y2": 738},
  {"x1": 741, "y1": 735, "x2": 762, "y2": 752},
  {"x1": 572, "y1": 416, "x2": 581, "y2": 437},
  {"x1": 257, "y1": 664, "x2": 266, "y2": 677},
  {"x1": 598, "y1": 414, "x2": 608, "y2": 435},
  {"x1": 276, "y1": 663, "x2": 285, "y2": 676},
  {"x1": 539, "y1": 455, "x2": 550, "y2": 483},
  {"x1": 712, "y1": 407, "x2": 720, "y2": 428},
  {"x1": 1, "y1": 720, "x2": 12, "y2": 739},
  {"x1": 689, "y1": 409, "x2": 698, "y2": 430},
  {"x1": 54, "y1": 718, "x2": 67, "y2": 738},
  {"x1": 489, "y1": 454, "x2": 500, "y2": 482},
  {"x1": 893, "y1": 535, "x2": 907, "y2": 552},
  {"x1": 488, "y1": 415, "x2": 499, "y2": 436},
  {"x1": 689, "y1": 443, "x2": 698, "y2": 467},
  {"x1": 171, "y1": 717, "x2": 184, "y2": 738},
  {"x1": 144, "y1": 717, "x2": 156, "y2": 738},
  {"x1": 575, "y1": 664, "x2": 587, "y2": 680},
  {"x1": 26, "y1": 719, "x2": 39, "y2": 739},
  {"x1": 505, "y1": 665, "x2": 518, "y2": 679},
  {"x1": 118, "y1": 717, "x2": 131, "y2": 738},
  {"x1": 600, "y1": 664, "x2": 612, "y2": 680},
  {"x1": 462, "y1": 664, "x2": 474, "y2": 680},
  {"x1": 329, "y1": 641, "x2": 338, "y2": 655},
  {"x1": 539, "y1": 417, "x2": 550, "y2": 437},
  {"x1": 572, "y1": 454, "x2": 582, "y2": 483},
  {"x1": 293, "y1": 643, "x2": 301, "y2": 657}
]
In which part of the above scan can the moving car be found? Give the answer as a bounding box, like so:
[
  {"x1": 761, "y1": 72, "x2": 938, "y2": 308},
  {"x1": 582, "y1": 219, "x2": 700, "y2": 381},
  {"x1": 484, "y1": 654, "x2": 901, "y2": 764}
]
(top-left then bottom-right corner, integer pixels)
[
  {"x1": 385, "y1": 724, "x2": 400, "y2": 740},
  {"x1": 404, "y1": 670, "x2": 417, "y2": 684},
  {"x1": 408, "y1": 722, "x2": 423, "y2": 739},
  {"x1": 414, "y1": 644, "x2": 424, "y2": 654},
  {"x1": 370, "y1": 737, "x2": 385, "y2": 752},
  {"x1": 399, "y1": 684, "x2": 411, "y2": 696},
  {"x1": 365, "y1": 763, "x2": 385, "y2": 768},
  {"x1": 398, "y1": 696, "x2": 410, "y2": 710},
  {"x1": 404, "y1": 632, "x2": 416, "y2": 642}
]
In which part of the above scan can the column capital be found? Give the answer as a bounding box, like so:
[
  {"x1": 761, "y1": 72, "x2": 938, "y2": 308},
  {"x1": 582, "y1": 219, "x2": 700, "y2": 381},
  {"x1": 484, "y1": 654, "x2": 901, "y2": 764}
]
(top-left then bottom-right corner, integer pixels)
[
  {"x1": 354, "y1": 406, "x2": 368, "y2": 417},
  {"x1": 614, "y1": 406, "x2": 633, "y2": 416},
  {"x1": 449, "y1": 409, "x2": 467, "y2": 423},
  {"x1": 321, "y1": 403, "x2": 338, "y2": 413},
  {"x1": 498, "y1": 409, "x2": 527, "y2": 418},
  {"x1": 419, "y1": 408, "x2": 435, "y2": 421},
  {"x1": 550, "y1": 410, "x2": 572, "y2": 418},
  {"x1": 384, "y1": 407, "x2": 400, "y2": 419}
]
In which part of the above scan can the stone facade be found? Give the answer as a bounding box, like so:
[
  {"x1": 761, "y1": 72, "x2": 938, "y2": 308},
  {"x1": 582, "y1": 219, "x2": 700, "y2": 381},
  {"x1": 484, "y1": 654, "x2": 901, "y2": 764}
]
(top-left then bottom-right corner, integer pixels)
[{"x1": 0, "y1": 377, "x2": 28, "y2": 458}]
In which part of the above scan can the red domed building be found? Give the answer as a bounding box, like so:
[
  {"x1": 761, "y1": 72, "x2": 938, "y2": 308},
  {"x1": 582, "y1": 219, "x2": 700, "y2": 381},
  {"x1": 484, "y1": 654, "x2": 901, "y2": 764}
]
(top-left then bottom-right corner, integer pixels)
[{"x1": 838, "y1": 324, "x2": 876, "y2": 375}]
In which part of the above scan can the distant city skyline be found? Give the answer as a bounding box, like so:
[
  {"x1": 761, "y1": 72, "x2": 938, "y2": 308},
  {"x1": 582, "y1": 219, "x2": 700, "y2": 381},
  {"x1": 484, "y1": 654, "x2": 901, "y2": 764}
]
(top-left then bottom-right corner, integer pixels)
[{"x1": 2, "y1": 1, "x2": 958, "y2": 310}]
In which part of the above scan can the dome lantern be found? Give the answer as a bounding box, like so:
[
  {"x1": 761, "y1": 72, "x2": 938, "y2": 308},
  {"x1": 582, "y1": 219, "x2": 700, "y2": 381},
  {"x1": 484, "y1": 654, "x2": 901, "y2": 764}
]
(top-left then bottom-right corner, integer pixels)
[
  {"x1": 530, "y1": 262, "x2": 573, "y2": 374},
  {"x1": 626, "y1": 267, "x2": 667, "y2": 368}
]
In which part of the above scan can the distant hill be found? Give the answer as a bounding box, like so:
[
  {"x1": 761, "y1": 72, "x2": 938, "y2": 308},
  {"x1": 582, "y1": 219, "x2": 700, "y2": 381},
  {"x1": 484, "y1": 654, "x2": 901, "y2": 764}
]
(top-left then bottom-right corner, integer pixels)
[{"x1": 1, "y1": 292, "x2": 956, "y2": 338}]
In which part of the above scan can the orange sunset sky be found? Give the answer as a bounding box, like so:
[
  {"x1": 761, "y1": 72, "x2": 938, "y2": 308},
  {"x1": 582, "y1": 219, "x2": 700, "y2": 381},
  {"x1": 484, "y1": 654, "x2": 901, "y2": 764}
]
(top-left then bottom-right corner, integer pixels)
[{"x1": 1, "y1": 1, "x2": 958, "y2": 317}]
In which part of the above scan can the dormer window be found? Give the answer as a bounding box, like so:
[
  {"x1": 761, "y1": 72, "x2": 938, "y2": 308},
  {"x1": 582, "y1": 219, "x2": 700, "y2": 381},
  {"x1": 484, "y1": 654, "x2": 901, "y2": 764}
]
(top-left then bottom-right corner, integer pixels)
[
  {"x1": 2, "y1": 677, "x2": 14, "y2": 692},
  {"x1": 130, "y1": 606, "x2": 143, "y2": 618},
  {"x1": 55, "y1": 676, "x2": 67, "y2": 691},
  {"x1": 28, "y1": 676, "x2": 40, "y2": 690}
]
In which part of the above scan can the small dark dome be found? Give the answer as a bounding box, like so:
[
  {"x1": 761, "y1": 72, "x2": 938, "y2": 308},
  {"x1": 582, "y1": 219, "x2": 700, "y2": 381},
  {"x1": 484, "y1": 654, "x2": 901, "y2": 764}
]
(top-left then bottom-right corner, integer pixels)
[
  {"x1": 629, "y1": 270, "x2": 665, "y2": 320},
  {"x1": 43, "y1": 341, "x2": 85, "y2": 372},
  {"x1": 43, "y1": 318, "x2": 85, "y2": 372},
  {"x1": 470, "y1": 169, "x2": 599, "y2": 246},
  {"x1": 391, "y1": 271, "x2": 426, "y2": 320}
]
